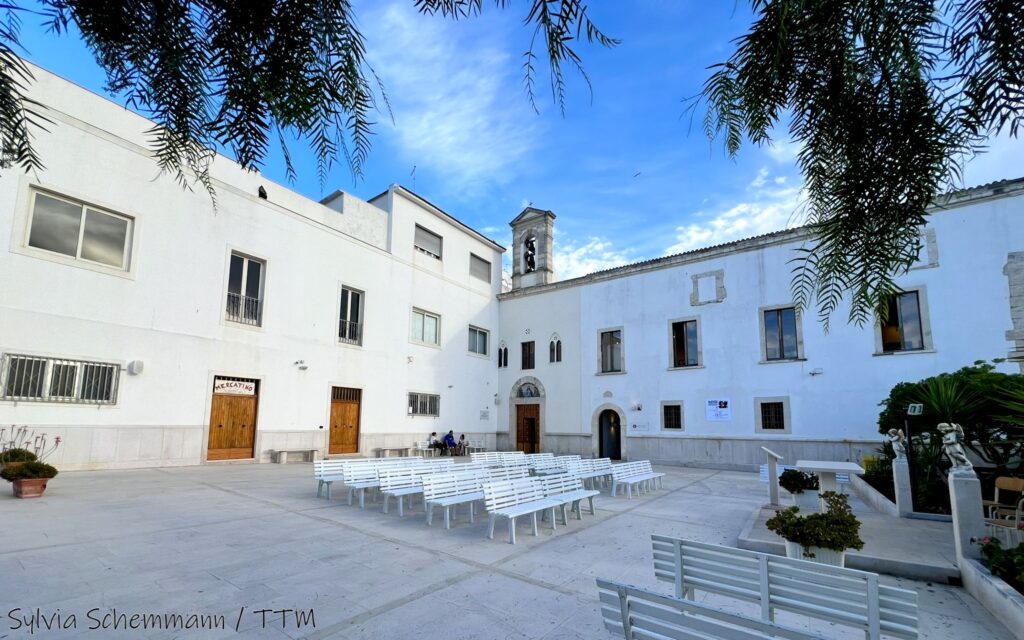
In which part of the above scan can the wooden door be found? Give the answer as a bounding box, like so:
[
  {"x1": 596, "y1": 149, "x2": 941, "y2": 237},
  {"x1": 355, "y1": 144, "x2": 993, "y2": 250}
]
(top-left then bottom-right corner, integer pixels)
[
  {"x1": 207, "y1": 382, "x2": 258, "y2": 460},
  {"x1": 516, "y1": 404, "x2": 540, "y2": 454},
  {"x1": 330, "y1": 387, "x2": 361, "y2": 454}
]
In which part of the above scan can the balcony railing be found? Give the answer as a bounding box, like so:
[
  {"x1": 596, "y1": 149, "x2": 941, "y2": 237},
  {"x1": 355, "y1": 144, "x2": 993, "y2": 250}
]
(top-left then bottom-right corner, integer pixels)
[
  {"x1": 226, "y1": 293, "x2": 262, "y2": 326},
  {"x1": 339, "y1": 320, "x2": 362, "y2": 344}
]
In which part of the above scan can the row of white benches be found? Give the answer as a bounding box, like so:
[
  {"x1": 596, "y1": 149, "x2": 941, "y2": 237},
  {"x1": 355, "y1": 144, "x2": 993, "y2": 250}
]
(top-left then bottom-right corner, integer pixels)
[{"x1": 597, "y1": 535, "x2": 919, "y2": 640}]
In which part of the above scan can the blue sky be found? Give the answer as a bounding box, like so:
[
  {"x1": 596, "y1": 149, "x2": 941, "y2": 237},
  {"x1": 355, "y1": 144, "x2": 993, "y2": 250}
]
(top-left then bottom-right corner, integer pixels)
[{"x1": 18, "y1": 1, "x2": 1022, "y2": 278}]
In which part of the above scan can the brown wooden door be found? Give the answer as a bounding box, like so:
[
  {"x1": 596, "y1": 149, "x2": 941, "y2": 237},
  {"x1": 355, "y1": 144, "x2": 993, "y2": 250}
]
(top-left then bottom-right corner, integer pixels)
[
  {"x1": 330, "y1": 387, "x2": 361, "y2": 454},
  {"x1": 516, "y1": 404, "x2": 540, "y2": 453},
  {"x1": 208, "y1": 392, "x2": 257, "y2": 460}
]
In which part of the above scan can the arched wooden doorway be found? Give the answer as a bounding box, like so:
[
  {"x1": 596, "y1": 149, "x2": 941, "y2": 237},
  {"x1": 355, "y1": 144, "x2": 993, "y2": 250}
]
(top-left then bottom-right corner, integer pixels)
[{"x1": 598, "y1": 409, "x2": 621, "y2": 460}]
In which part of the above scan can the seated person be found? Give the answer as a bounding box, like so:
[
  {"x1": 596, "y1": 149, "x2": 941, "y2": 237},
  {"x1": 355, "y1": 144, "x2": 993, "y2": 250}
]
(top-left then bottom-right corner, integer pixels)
[
  {"x1": 457, "y1": 434, "x2": 468, "y2": 456},
  {"x1": 428, "y1": 432, "x2": 445, "y2": 455},
  {"x1": 443, "y1": 430, "x2": 457, "y2": 455}
]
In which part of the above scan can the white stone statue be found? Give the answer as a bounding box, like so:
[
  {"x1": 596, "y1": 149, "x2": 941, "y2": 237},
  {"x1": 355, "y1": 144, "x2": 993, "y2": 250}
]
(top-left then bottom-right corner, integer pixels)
[
  {"x1": 887, "y1": 428, "x2": 907, "y2": 459},
  {"x1": 937, "y1": 422, "x2": 973, "y2": 473}
]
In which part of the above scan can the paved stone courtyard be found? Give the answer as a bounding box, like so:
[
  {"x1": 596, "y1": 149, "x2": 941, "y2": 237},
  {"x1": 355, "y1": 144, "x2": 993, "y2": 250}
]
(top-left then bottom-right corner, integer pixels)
[{"x1": 0, "y1": 463, "x2": 1013, "y2": 639}]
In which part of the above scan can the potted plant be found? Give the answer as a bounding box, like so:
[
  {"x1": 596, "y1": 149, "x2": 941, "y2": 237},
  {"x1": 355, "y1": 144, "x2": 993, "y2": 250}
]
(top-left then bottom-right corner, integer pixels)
[
  {"x1": 766, "y1": 492, "x2": 865, "y2": 566},
  {"x1": 0, "y1": 447, "x2": 38, "y2": 472},
  {"x1": 1, "y1": 461, "x2": 59, "y2": 498},
  {"x1": 778, "y1": 468, "x2": 819, "y2": 510}
]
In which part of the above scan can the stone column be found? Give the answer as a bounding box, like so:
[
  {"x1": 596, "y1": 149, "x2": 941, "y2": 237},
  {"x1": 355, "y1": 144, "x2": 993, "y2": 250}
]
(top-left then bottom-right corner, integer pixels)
[
  {"x1": 949, "y1": 470, "x2": 986, "y2": 562},
  {"x1": 892, "y1": 459, "x2": 913, "y2": 516}
]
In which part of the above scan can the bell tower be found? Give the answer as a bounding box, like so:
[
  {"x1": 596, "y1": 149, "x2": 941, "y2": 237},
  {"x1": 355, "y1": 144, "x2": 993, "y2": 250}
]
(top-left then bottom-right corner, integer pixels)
[{"x1": 510, "y1": 207, "x2": 556, "y2": 289}]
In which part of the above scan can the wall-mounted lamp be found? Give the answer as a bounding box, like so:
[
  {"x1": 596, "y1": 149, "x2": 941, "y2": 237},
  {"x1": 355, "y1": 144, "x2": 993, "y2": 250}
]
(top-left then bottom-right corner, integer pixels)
[
  {"x1": 294, "y1": 360, "x2": 309, "y2": 371},
  {"x1": 127, "y1": 360, "x2": 144, "y2": 375},
  {"x1": 494, "y1": 393, "x2": 500, "y2": 406},
  {"x1": 808, "y1": 368, "x2": 824, "y2": 376}
]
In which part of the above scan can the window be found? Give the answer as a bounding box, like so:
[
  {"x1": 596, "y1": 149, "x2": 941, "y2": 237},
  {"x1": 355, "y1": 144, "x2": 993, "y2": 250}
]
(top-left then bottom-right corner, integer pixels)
[
  {"x1": 226, "y1": 253, "x2": 264, "y2": 326},
  {"x1": 498, "y1": 344, "x2": 508, "y2": 368},
  {"x1": 549, "y1": 337, "x2": 562, "y2": 363},
  {"x1": 762, "y1": 307, "x2": 799, "y2": 361},
  {"x1": 881, "y1": 291, "x2": 925, "y2": 352},
  {"x1": 1, "y1": 353, "x2": 120, "y2": 404},
  {"x1": 410, "y1": 308, "x2": 440, "y2": 345},
  {"x1": 414, "y1": 225, "x2": 443, "y2": 259},
  {"x1": 408, "y1": 392, "x2": 440, "y2": 417},
  {"x1": 339, "y1": 286, "x2": 363, "y2": 345},
  {"x1": 671, "y1": 320, "x2": 699, "y2": 367},
  {"x1": 662, "y1": 403, "x2": 683, "y2": 430},
  {"x1": 754, "y1": 397, "x2": 791, "y2": 434},
  {"x1": 470, "y1": 253, "x2": 491, "y2": 282},
  {"x1": 469, "y1": 326, "x2": 489, "y2": 355},
  {"x1": 600, "y1": 329, "x2": 623, "y2": 373},
  {"x1": 521, "y1": 341, "x2": 535, "y2": 369},
  {"x1": 27, "y1": 191, "x2": 133, "y2": 270}
]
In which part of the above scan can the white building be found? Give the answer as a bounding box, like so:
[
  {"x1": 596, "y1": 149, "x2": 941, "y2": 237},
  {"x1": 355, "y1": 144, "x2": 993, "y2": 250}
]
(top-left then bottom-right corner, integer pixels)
[{"x1": 2, "y1": 64, "x2": 1022, "y2": 470}]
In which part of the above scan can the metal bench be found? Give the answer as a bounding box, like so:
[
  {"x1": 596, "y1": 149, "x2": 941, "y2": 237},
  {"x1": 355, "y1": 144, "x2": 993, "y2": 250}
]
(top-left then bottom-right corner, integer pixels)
[
  {"x1": 379, "y1": 462, "x2": 483, "y2": 517},
  {"x1": 422, "y1": 469, "x2": 487, "y2": 528},
  {"x1": 610, "y1": 460, "x2": 664, "y2": 498},
  {"x1": 482, "y1": 477, "x2": 560, "y2": 544},
  {"x1": 651, "y1": 535, "x2": 919, "y2": 640},
  {"x1": 540, "y1": 474, "x2": 598, "y2": 522},
  {"x1": 597, "y1": 578, "x2": 823, "y2": 640},
  {"x1": 566, "y1": 458, "x2": 613, "y2": 490},
  {"x1": 314, "y1": 459, "x2": 347, "y2": 498}
]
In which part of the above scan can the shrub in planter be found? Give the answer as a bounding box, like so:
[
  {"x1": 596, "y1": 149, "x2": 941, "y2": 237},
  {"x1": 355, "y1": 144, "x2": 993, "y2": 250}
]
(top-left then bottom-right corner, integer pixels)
[
  {"x1": 978, "y1": 537, "x2": 1024, "y2": 595},
  {"x1": 779, "y1": 469, "x2": 819, "y2": 494},
  {"x1": 766, "y1": 492, "x2": 865, "y2": 565},
  {"x1": 1, "y1": 461, "x2": 58, "y2": 498},
  {"x1": 0, "y1": 448, "x2": 38, "y2": 464}
]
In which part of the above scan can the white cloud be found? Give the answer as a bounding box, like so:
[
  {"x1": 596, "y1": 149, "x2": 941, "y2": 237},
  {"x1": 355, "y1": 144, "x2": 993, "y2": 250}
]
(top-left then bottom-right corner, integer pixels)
[
  {"x1": 554, "y1": 237, "x2": 633, "y2": 280},
  {"x1": 748, "y1": 166, "x2": 769, "y2": 189},
  {"x1": 665, "y1": 176, "x2": 805, "y2": 255},
  {"x1": 962, "y1": 134, "x2": 1024, "y2": 187},
  {"x1": 361, "y1": 2, "x2": 537, "y2": 191}
]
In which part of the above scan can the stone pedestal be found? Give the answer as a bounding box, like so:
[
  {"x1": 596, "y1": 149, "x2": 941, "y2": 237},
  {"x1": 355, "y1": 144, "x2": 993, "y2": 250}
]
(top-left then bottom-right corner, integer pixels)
[
  {"x1": 892, "y1": 459, "x2": 913, "y2": 516},
  {"x1": 949, "y1": 470, "x2": 986, "y2": 562}
]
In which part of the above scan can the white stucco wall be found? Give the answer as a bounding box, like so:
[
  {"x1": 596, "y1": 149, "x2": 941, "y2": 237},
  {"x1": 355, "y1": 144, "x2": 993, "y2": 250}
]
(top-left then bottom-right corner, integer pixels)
[{"x1": 0, "y1": 64, "x2": 503, "y2": 468}]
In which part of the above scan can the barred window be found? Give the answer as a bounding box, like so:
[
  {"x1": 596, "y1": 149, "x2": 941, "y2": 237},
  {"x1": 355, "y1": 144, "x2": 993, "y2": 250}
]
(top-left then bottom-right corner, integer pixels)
[
  {"x1": 2, "y1": 353, "x2": 120, "y2": 404},
  {"x1": 408, "y1": 392, "x2": 440, "y2": 417},
  {"x1": 760, "y1": 402, "x2": 786, "y2": 430},
  {"x1": 662, "y1": 403, "x2": 683, "y2": 430}
]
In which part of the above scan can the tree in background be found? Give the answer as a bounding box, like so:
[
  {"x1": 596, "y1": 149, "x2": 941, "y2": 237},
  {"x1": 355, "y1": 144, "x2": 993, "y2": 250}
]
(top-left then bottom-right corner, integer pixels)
[{"x1": 0, "y1": 1, "x2": 1020, "y2": 325}]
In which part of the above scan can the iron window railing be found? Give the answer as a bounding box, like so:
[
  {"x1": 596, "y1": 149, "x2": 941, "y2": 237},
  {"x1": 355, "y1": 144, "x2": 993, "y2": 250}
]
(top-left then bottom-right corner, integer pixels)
[
  {"x1": 1, "y1": 353, "x2": 120, "y2": 404},
  {"x1": 226, "y1": 292, "x2": 263, "y2": 326},
  {"x1": 339, "y1": 320, "x2": 362, "y2": 344}
]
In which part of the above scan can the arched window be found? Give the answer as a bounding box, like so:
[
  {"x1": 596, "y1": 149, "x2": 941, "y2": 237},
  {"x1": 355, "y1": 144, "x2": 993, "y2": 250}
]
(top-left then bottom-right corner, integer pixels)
[
  {"x1": 523, "y1": 234, "x2": 537, "y2": 273},
  {"x1": 549, "y1": 335, "x2": 562, "y2": 363},
  {"x1": 497, "y1": 345, "x2": 508, "y2": 368}
]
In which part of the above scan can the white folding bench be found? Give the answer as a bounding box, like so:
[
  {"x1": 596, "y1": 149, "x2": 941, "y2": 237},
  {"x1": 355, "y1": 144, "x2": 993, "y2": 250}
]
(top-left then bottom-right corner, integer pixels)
[
  {"x1": 610, "y1": 460, "x2": 664, "y2": 498},
  {"x1": 422, "y1": 469, "x2": 487, "y2": 528},
  {"x1": 470, "y1": 451, "x2": 501, "y2": 465},
  {"x1": 378, "y1": 462, "x2": 452, "y2": 516},
  {"x1": 482, "y1": 477, "x2": 560, "y2": 544},
  {"x1": 343, "y1": 458, "x2": 436, "y2": 507},
  {"x1": 650, "y1": 535, "x2": 919, "y2": 640},
  {"x1": 567, "y1": 458, "x2": 613, "y2": 490},
  {"x1": 597, "y1": 578, "x2": 824, "y2": 640},
  {"x1": 540, "y1": 474, "x2": 599, "y2": 522}
]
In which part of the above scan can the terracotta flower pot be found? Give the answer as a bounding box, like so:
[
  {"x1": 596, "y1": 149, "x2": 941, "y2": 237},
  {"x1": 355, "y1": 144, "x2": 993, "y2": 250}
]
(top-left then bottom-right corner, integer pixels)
[
  {"x1": 784, "y1": 540, "x2": 846, "y2": 567},
  {"x1": 12, "y1": 478, "x2": 49, "y2": 498}
]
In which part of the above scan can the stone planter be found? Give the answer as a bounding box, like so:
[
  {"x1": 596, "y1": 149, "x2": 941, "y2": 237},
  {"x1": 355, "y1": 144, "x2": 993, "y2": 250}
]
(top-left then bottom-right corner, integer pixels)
[
  {"x1": 784, "y1": 540, "x2": 846, "y2": 567},
  {"x1": 962, "y1": 558, "x2": 1024, "y2": 640},
  {"x1": 791, "y1": 489, "x2": 819, "y2": 511},
  {"x1": 11, "y1": 478, "x2": 49, "y2": 498}
]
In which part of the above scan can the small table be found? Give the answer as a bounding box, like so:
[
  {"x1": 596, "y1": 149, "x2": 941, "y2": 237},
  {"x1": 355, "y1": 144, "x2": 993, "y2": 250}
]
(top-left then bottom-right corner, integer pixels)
[
  {"x1": 795, "y1": 460, "x2": 864, "y2": 493},
  {"x1": 376, "y1": 447, "x2": 411, "y2": 458}
]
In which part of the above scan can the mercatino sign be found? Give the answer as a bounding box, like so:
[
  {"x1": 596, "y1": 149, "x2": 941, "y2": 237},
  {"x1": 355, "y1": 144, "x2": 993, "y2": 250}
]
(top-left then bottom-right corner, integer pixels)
[{"x1": 213, "y1": 378, "x2": 256, "y2": 395}]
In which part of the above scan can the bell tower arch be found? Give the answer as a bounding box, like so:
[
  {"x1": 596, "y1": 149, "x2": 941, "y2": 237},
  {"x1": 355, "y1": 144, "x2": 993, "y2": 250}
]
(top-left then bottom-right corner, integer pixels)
[{"x1": 509, "y1": 207, "x2": 556, "y2": 289}]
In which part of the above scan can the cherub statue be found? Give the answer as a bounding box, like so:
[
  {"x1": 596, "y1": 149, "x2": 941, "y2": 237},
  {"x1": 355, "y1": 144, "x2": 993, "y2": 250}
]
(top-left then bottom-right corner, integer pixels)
[
  {"x1": 887, "y1": 428, "x2": 907, "y2": 459},
  {"x1": 937, "y1": 422, "x2": 973, "y2": 473}
]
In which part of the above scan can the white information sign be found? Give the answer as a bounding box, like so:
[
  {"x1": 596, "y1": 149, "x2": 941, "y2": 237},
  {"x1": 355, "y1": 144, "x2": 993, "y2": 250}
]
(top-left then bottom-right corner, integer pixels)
[
  {"x1": 628, "y1": 422, "x2": 651, "y2": 435},
  {"x1": 705, "y1": 398, "x2": 731, "y2": 422},
  {"x1": 214, "y1": 378, "x2": 256, "y2": 395}
]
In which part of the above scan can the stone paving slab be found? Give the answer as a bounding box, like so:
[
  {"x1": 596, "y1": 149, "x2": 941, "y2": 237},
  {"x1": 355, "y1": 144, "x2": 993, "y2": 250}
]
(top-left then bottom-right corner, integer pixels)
[{"x1": 0, "y1": 463, "x2": 1013, "y2": 639}]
